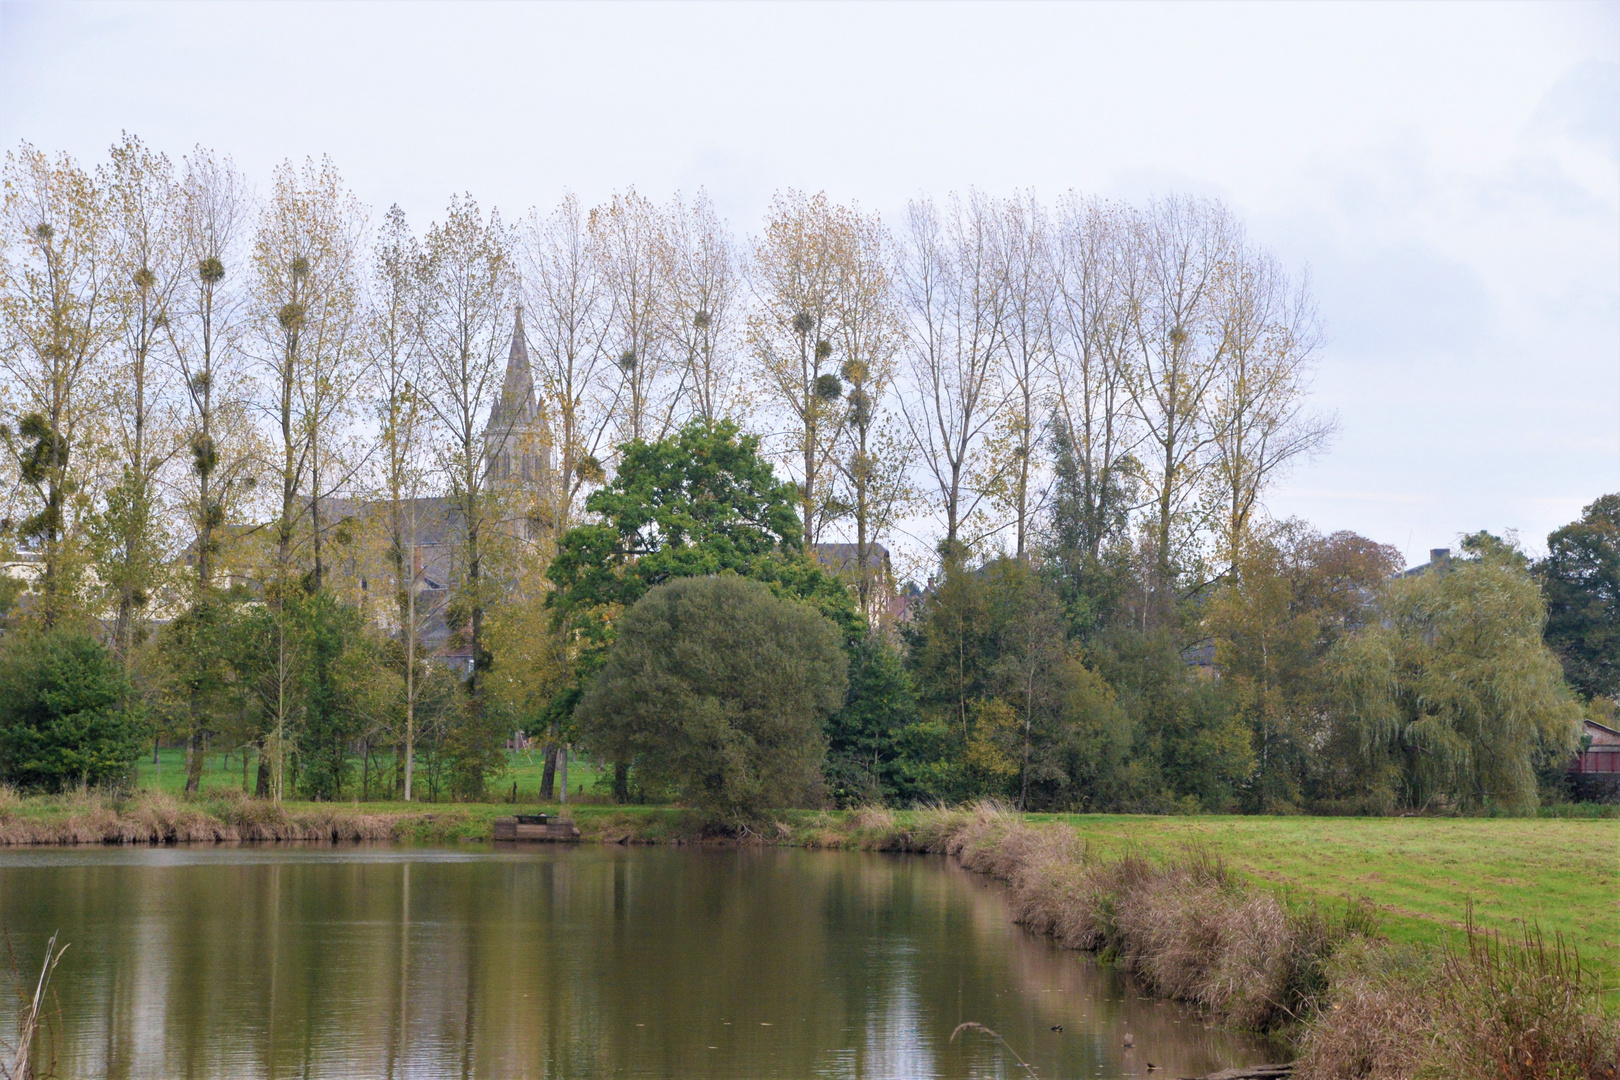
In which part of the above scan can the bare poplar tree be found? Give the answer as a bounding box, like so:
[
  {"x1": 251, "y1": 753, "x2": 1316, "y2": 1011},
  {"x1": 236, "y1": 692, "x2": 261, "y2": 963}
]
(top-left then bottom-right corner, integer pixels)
[
  {"x1": 371, "y1": 205, "x2": 433, "y2": 800},
  {"x1": 250, "y1": 156, "x2": 367, "y2": 799},
  {"x1": 162, "y1": 147, "x2": 256, "y2": 796},
  {"x1": 664, "y1": 191, "x2": 743, "y2": 424},
  {"x1": 253, "y1": 156, "x2": 367, "y2": 596},
  {"x1": 1048, "y1": 194, "x2": 1141, "y2": 569},
  {"x1": 0, "y1": 143, "x2": 120, "y2": 626},
  {"x1": 991, "y1": 192, "x2": 1055, "y2": 559},
  {"x1": 898, "y1": 191, "x2": 1010, "y2": 559},
  {"x1": 99, "y1": 134, "x2": 184, "y2": 661},
  {"x1": 517, "y1": 194, "x2": 613, "y2": 534},
  {"x1": 1121, "y1": 196, "x2": 1234, "y2": 589},
  {"x1": 1204, "y1": 241, "x2": 1334, "y2": 559},
  {"x1": 169, "y1": 148, "x2": 253, "y2": 600},
  {"x1": 592, "y1": 191, "x2": 674, "y2": 444},
  {"x1": 828, "y1": 206, "x2": 909, "y2": 614},
  {"x1": 415, "y1": 195, "x2": 513, "y2": 733},
  {"x1": 749, "y1": 190, "x2": 854, "y2": 547}
]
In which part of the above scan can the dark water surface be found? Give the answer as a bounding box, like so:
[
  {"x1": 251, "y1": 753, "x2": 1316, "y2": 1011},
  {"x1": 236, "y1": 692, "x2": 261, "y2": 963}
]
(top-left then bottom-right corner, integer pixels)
[{"x1": 0, "y1": 844, "x2": 1278, "y2": 1079}]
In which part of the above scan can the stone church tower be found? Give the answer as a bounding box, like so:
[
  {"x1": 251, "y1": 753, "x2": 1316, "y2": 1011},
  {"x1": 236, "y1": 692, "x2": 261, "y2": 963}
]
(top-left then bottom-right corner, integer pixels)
[{"x1": 482, "y1": 308, "x2": 554, "y2": 538}]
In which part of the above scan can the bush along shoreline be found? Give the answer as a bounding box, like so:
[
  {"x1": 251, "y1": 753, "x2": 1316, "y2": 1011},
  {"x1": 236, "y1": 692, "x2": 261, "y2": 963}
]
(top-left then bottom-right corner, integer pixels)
[{"x1": 1, "y1": 793, "x2": 1615, "y2": 1078}]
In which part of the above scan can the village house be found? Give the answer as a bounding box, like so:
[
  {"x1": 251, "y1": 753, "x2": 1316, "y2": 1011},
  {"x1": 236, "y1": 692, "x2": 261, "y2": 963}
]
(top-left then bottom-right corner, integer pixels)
[{"x1": 1570, "y1": 717, "x2": 1620, "y2": 802}]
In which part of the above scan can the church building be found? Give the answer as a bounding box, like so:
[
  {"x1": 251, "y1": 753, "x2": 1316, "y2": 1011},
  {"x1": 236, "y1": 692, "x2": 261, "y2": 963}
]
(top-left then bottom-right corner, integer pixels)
[{"x1": 323, "y1": 312, "x2": 555, "y2": 669}]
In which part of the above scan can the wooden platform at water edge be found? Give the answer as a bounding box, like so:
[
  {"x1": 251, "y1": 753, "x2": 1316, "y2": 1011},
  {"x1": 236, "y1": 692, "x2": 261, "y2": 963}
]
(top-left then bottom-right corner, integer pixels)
[{"x1": 493, "y1": 814, "x2": 582, "y2": 842}]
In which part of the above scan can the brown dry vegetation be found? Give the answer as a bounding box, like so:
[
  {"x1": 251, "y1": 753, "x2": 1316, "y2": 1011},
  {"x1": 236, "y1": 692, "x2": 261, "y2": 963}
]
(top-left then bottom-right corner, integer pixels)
[
  {"x1": 0, "y1": 789, "x2": 418, "y2": 845},
  {"x1": 880, "y1": 803, "x2": 1364, "y2": 1030},
  {"x1": 1295, "y1": 929, "x2": 1619, "y2": 1080}
]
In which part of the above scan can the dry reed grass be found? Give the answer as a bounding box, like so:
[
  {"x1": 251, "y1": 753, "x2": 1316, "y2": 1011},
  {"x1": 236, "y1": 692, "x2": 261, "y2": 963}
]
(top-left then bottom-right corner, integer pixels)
[
  {"x1": 1295, "y1": 921, "x2": 1619, "y2": 1080},
  {"x1": 850, "y1": 804, "x2": 896, "y2": 834},
  {"x1": 1, "y1": 930, "x2": 69, "y2": 1080},
  {"x1": 911, "y1": 802, "x2": 1354, "y2": 1030},
  {"x1": 0, "y1": 790, "x2": 411, "y2": 846}
]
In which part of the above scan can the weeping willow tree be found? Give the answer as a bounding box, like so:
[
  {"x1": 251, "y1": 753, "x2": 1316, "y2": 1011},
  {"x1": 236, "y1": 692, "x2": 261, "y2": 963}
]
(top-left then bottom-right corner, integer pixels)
[{"x1": 1329, "y1": 547, "x2": 1581, "y2": 812}]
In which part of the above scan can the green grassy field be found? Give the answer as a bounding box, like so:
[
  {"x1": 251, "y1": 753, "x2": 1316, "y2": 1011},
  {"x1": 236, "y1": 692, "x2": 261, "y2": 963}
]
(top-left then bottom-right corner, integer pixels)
[
  {"x1": 136, "y1": 747, "x2": 607, "y2": 803},
  {"x1": 1030, "y1": 813, "x2": 1620, "y2": 986}
]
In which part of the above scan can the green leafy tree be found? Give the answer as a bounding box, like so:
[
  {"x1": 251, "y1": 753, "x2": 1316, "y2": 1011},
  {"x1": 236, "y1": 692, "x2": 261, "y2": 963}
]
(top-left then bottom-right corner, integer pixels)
[
  {"x1": 549, "y1": 419, "x2": 856, "y2": 799},
  {"x1": 1206, "y1": 523, "x2": 1403, "y2": 811},
  {"x1": 157, "y1": 594, "x2": 251, "y2": 792},
  {"x1": 290, "y1": 591, "x2": 379, "y2": 801},
  {"x1": 549, "y1": 419, "x2": 849, "y2": 625},
  {"x1": 1045, "y1": 413, "x2": 1137, "y2": 638},
  {"x1": 1088, "y1": 627, "x2": 1252, "y2": 811},
  {"x1": 1329, "y1": 544, "x2": 1583, "y2": 812},
  {"x1": 823, "y1": 633, "x2": 918, "y2": 806},
  {"x1": 1539, "y1": 494, "x2": 1619, "y2": 702},
  {"x1": 575, "y1": 575, "x2": 847, "y2": 820},
  {"x1": 0, "y1": 628, "x2": 145, "y2": 791},
  {"x1": 1038, "y1": 655, "x2": 1139, "y2": 811},
  {"x1": 901, "y1": 555, "x2": 995, "y2": 801},
  {"x1": 985, "y1": 559, "x2": 1068, "y2": 809},
  {"x1": 223, "y1": 588, "x2": 382, "y2": 801},
  {"x1": 903, "y1": 556, "x2": 1140, "y2": 809}
]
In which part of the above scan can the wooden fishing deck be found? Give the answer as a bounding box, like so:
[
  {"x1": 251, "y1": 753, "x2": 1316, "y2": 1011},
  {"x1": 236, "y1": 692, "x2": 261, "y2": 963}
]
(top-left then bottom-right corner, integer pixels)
[{"x1": 493, "y1": 814, "x2": 582, "y2": 842}]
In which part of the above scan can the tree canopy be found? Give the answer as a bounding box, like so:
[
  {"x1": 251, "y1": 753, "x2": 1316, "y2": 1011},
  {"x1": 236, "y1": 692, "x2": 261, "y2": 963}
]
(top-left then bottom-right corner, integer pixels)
[
  {"x1": 574, "y1": 574, "x2": 847, "y2": 819},
  {"x1": 0, "y1": 628, "x2": 145, "y2": 791},
  {"x1": 547, "y1": 418, "x2": 857, "y2": 640},
  {"x1": 1329, "y1": 548, "x2": 1582, "y2": 812},
  {"x1": 1539, "y1": 494, "x2": 1619, "y2": 703}
]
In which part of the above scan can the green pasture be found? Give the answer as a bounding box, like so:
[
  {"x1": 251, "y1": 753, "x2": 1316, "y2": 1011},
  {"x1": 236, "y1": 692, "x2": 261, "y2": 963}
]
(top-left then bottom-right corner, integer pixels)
[
  {"x1": 136, "y1": 747, "x2": 607, "y2": 803},
  {"x1": 1032, "y1": 813, "x2": 1620, "y2": 986}
]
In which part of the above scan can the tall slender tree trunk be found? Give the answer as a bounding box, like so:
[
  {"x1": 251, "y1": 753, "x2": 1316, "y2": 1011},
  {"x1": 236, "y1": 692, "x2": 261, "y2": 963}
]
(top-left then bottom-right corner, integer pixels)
[
  {"x1": 539, "y1": 742, "x2": 557, "y2": 801},
  {"x1": 194, "y1": 276, "x2": 219, "y2": 596},
  {"x1": 404, "y1": 560, "x2": 417, "y2": 801},
  {"x1": 185, "y1": 730, "x2": 204, "y2": 795},
  {"x1": 310, "y1": 437, "x2": 323, "y2": 590},
  {"x1": 255, "y1": 738, "x2": 272, "y2": 797}
]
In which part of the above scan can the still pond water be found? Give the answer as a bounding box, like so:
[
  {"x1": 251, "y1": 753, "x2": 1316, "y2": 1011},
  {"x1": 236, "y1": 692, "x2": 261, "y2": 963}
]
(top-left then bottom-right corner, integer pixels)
[{"x1": 0, "y1": 845, "x2": 1279, "y2": 1079}]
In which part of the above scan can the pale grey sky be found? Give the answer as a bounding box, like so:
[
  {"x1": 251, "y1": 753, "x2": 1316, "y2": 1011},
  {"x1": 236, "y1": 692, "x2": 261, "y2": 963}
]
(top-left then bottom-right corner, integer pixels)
[{"x1": 2, "y1": 0, "x2": 1616, "y2": 563}]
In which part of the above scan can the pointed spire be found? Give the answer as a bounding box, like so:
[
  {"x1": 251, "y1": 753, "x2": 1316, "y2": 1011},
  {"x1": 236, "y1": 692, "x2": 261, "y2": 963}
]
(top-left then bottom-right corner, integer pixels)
[{"x1": 487, "y1": 308, "x2": 536, "y2": 436}]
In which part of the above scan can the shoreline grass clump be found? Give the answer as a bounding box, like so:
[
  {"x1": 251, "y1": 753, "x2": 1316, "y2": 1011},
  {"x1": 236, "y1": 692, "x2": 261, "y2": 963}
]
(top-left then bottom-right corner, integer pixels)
[
  {"x1": 1295, "y1": 921, "x2": 1618, "y2": 1080},
  {"x1": 0, "y1": 788, "x2": 411, "y2": 845}
]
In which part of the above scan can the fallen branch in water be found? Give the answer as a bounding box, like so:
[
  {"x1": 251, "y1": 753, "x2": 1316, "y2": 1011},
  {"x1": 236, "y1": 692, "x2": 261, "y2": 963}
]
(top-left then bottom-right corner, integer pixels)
[{"x1": 950, "y1": 1021, "x2": 1038, "y2": 1077}]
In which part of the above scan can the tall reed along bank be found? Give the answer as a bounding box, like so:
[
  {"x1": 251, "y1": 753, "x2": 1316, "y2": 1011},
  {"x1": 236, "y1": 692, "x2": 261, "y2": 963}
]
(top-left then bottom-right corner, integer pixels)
[{"x1": 2, "y1": 792, "x2": 1616, "y2": 1079}]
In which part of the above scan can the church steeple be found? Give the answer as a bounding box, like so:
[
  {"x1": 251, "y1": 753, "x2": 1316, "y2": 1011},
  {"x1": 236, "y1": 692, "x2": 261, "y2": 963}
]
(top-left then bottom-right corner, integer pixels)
[
  {"x1": 488, "y1": 305, "x2": 536, "y2": 435},
  {"x1": 482, "y1": 307, "x2": 552, "y2": 499}
]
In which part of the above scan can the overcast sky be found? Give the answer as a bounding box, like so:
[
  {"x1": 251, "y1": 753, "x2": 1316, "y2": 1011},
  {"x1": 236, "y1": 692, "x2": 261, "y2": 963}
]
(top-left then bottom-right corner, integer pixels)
[{"x1": 2, "y1": 1, "x2": 1616, "y2": 564}]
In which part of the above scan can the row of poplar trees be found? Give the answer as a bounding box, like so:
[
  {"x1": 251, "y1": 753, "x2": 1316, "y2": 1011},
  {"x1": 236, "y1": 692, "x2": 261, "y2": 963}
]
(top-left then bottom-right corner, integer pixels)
[{"x1": 5, "y1": 133, "x2": 1588, "y2": 809}]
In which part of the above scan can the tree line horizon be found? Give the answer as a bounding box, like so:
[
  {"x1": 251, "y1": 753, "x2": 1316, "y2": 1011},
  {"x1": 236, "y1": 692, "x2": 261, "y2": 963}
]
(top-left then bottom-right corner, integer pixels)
[{"x1": 0, "y1": 134, "x2": 1611, "y2": 815}]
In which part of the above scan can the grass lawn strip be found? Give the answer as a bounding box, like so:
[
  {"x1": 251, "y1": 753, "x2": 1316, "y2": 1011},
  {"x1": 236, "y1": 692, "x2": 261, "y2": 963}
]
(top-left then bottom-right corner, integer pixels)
[{"x1": 135, "y1": 748, "x2": 607, "y2": 802}]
